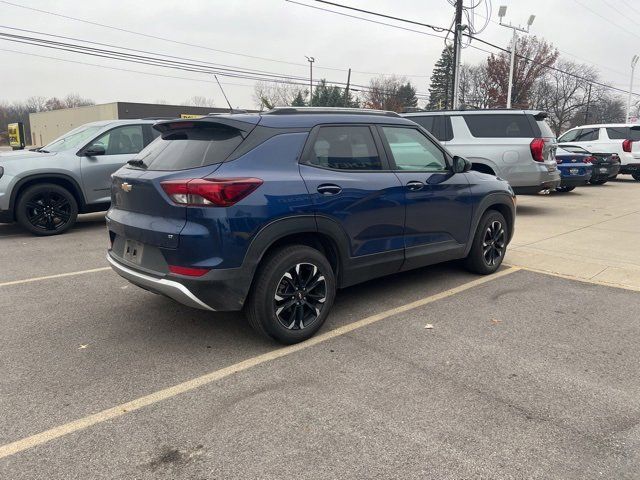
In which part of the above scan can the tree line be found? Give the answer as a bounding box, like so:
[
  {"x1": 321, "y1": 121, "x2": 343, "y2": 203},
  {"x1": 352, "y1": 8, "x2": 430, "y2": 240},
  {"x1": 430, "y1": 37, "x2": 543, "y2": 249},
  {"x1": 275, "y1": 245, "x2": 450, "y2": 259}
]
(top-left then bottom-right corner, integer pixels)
[
  {"x1": 428, "y1": 39, "x2": 633, "y2": 135},
  {"x1": 0, "y1": 94, "x2": 94, "y2": 144}
]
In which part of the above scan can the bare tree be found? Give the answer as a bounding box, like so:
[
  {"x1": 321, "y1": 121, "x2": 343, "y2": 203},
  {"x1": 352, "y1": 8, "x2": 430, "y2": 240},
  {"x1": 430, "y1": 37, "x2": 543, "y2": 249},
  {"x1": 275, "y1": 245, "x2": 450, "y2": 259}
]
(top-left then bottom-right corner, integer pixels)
[
  {"x1": 531, "y1": 60, "x2": 600, "y2": 135},
  {"x1": 25, "y1": 96, "x2": 48, "y2": 112},
  {"x1": 182, "y1": 96, "x2": 215, "y2": 107},
  {"x1": 63, "y1": 93, "x2": 94, "y2": 108},
  {"x1": 363, "y1": 75, "x2": 418, "y2": 112},
  {"x1": 459, "y1": 64, "x2": 491, "y2": 109},
  {"x1": 253, "y1": 81, "x2": 306, "y2": 110}
]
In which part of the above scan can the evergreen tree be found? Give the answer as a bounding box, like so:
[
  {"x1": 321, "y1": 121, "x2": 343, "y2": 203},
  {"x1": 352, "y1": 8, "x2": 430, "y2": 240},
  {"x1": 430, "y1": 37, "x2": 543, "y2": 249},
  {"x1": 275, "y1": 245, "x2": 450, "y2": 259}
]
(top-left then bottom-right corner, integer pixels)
[
  {"x1": 397, "y1": 82, "x2": 418, "y2": 110},
  {"x1": 291, "y1": 90, "x2": 307, "y2": 106},
  {"x1": 428, "y1": 45, "x2": 454, "y2": 110},
  {"x1": 311, "y1": 79, "x2": 359, "y2": 107}
]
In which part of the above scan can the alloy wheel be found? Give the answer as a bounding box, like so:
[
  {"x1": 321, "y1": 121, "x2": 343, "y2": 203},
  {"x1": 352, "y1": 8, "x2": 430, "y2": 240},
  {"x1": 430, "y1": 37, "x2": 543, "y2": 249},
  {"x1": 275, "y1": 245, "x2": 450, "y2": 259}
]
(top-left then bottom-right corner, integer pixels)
[
  {"x1": 274, "y1": 262, "x2": 327, "y2": 330},
  {"x1": 482, "y1": 220, "x2": 505, "y2": 266},
  {"x1": 25, "y1": 191, "x2": 73, "y2": 232}
]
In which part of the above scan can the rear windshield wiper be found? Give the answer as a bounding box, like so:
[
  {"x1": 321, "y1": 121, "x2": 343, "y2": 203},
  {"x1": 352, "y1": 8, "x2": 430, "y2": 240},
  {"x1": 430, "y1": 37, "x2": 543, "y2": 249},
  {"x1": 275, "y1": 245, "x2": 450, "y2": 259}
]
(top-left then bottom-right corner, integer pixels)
[{"x1": 127, "y1": 159, "x2": 147, "y2": 168}]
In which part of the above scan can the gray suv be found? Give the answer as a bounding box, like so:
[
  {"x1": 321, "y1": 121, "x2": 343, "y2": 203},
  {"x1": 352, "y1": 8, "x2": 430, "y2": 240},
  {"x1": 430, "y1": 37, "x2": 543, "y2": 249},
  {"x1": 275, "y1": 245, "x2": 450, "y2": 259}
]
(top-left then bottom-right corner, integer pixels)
[
  {"x1": 0, "y1": 119, "x2": 159, "y2": 235},
  {"x1": 402, "y1": 110, "x2": 560, "y2": 194}
]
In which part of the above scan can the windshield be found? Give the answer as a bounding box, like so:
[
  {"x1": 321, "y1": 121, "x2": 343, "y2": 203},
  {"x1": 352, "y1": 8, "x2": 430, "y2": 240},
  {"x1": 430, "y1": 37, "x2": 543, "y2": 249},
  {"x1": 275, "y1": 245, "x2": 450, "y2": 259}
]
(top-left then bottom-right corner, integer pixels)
[{"x1": 41, "y1": 125, "x2": 103, "y2": 153}]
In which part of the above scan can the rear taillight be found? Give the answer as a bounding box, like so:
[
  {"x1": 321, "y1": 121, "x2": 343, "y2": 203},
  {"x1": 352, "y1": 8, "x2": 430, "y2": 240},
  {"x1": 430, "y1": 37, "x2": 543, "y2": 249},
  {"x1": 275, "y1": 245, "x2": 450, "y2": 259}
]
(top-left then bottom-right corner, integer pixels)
[
  {"x1": 168, "y1": 265, "x2": 210, "y2": 277},
  {"x1": 530, "y1": 138, "x2": 545, "y2": 162},
  {"x1": 623, "y1": 139, "x2": 633, "y2": 153},
  {"x1": 583, "y1": 156, "x2": 595, "y2": 164},
  {"x1": 161, "y1": 178, "x2": 263, "y2": 207}
]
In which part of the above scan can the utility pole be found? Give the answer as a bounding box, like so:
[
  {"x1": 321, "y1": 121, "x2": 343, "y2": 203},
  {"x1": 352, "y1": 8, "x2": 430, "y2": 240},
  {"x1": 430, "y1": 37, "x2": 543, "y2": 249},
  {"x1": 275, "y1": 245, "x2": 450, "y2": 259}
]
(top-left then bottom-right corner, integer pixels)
[
  {"x1": 305, "y1": 56, "x2": 315, "y2": 107},
  {"x1": 498, "y1": 6, "x2": 535, "y2": 109},
  {"x1": 584, "y1": 83, "x2": 592, "y2": 124},
  {"x1": 626, "y1": 55, "x2": 638, "y2": 123},
  {"x1": 344, "y1": 68, "x2": 351, "y2": 105},
  {"x1": 451, "y1": 0, "x2": 464, "y2": 110}
]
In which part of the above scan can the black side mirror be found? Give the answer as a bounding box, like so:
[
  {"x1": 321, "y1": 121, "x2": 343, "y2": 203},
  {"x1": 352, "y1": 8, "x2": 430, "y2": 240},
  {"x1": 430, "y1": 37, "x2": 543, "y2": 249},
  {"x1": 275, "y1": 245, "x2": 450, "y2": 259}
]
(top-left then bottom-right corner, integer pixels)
[
  {"x1": 452, "y1": 155, "x2": 472, "y2": 174},
  {"x1": 84, "y1": 144, "x2": 106, "y2": 156}
]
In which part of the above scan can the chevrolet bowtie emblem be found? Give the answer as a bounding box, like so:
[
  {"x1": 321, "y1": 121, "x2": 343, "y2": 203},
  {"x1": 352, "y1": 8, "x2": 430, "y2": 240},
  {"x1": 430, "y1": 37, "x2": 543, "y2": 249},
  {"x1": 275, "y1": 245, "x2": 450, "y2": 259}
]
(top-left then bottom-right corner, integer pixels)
[{"x1": 121, "y1": 182, "x2": 132, "y2": 192}]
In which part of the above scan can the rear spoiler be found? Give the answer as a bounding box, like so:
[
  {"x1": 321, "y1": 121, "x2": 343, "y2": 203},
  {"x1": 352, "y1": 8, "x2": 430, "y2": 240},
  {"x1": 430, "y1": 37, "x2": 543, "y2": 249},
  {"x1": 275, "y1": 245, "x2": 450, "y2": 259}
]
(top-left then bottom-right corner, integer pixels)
[
  {"x1": 153, "y1": 117, "x2": 258, "y2": 135},
  {"x1": 631, "y1": 125, "x2": 640, "y2": 131},
  {"x1": 533, "y1": 112, "x2": 549, "y2": 121}
]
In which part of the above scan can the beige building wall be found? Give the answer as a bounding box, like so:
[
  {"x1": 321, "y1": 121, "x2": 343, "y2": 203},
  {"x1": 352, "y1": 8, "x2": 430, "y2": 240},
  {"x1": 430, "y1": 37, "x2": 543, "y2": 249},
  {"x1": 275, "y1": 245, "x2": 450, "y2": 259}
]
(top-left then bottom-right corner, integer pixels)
[{"x1": 29, "y1": 103, "x2": 119, "y2": 146}]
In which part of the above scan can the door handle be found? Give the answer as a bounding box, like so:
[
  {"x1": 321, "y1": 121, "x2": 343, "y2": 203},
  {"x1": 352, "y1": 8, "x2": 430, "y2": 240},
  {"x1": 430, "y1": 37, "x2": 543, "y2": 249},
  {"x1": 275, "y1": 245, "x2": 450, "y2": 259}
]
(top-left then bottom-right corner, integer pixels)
[
  {"x1": 317, "y1": 184, "x2": 342, "y2": 195},
  {"x1": 406, "y1": 181, "x2": 424, "y2": 191}
]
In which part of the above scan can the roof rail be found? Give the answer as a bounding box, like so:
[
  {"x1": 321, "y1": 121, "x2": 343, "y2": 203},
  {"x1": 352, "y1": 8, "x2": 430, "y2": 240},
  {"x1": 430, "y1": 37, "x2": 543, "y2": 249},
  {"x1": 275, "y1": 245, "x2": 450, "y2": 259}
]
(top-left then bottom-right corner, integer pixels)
[
  {"x1": 264, "y1": 107, "x2": 400, "y2": 117},
  {"x1": 140, "y1": 116, "x2": 179, "y2": 120}
]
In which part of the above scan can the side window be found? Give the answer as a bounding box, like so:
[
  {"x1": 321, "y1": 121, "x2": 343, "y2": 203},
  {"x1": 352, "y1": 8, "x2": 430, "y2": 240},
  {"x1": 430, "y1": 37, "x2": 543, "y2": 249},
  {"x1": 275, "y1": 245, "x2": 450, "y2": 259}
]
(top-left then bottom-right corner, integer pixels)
[
  {"x1": 382, "y1": 126, "x2": 447, "y2": 172},
  {"x1": 558, "y1": 129, "x2": 580, "y2": 142},
  {"x1": 309, "y1": 126, "x2": 382, "y2": 170},
  {"x1": 410, "y1": 116, "x2": 452, "y2": 142},
  {"x1": 440, "y1": 116, "x2": 453, "y2": 141},
  {"x1": 605, "y1": 127, "x2": 640, "y2": 140},
  {"x1": 411, "y1": 116, "x2": 435, "y2": 134},
  {"x1": 464, "y1": 114, "x2": 534, "y2": 138},
  {"x1": 93, "y1": 125, "x2": 145, "y2": 155},
  {"x1": 575, "y1": 128, "x2": 599, "y2": 142}
]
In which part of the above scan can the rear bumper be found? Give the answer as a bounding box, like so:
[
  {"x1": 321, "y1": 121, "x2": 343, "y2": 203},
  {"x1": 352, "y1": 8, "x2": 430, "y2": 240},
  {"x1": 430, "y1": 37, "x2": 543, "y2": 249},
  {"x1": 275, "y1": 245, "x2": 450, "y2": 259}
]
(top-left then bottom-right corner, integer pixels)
[
  {"x1": 512, "y1": 178, "x2": 560, "y2": 194},
  {"x1": 107, "y1": 254, "x2": 215, "y2": 311},
  {"x1": 559, "y1": 176, "x2": 590, "y2": 188},
  {"x1": 620, "y1": 163, "x2": 640, "y2": 174}
]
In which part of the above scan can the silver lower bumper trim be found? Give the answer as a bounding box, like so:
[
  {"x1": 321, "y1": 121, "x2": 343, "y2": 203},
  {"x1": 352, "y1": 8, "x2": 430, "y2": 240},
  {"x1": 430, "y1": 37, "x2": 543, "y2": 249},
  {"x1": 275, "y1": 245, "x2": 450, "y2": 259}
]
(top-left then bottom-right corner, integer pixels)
[{"x1": 107, "y1": 255, "x2": 215, "y2": 311}]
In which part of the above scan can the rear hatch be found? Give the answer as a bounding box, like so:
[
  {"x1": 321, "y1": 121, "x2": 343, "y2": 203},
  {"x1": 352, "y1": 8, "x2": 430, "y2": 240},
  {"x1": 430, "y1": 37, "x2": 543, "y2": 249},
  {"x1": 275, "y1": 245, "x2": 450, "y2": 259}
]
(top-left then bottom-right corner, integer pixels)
[
  {"x1": 531, "y1": 112, "x2": 557, "y2": 168},
  {"x1": 108, "y1": 117, "x2": 257, "y2": 252}
]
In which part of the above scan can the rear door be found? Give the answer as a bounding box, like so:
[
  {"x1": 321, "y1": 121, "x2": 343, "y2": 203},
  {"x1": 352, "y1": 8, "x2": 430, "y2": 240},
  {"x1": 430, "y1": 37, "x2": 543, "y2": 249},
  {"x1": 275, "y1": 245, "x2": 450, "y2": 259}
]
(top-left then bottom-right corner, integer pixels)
[
  {"x1": 377, "y1": 124, "x2": 472, "y2": 270},
  {"x1": 299, "y1": 124, "x2": 405, "y2": 282},
  {"x1": 79, "y1": 124, "x2": 147, "y2": 204}
]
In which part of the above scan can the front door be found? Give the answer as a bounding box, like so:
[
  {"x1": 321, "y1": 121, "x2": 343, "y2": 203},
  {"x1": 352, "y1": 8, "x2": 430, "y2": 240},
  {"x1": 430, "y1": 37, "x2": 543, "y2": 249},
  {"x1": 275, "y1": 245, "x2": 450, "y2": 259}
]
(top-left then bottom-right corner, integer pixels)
[
  {"x1": 377, "y1": 125, "x2": 473, "y2": 270},
  {"x1": 299, "y1": 124, "x2": 405, "y2": 285},
  {"x1": 79, "y1": 124, "x2": 149, "y2": 204}
]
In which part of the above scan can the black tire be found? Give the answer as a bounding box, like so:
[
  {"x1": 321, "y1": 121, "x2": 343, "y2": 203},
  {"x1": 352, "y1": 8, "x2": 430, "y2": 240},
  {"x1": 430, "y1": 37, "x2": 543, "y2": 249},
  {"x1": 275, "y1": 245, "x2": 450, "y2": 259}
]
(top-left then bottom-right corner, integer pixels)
[
  {"x1": 15, "y1": 183, "x2": 78, "y2": 236},
  {"x1": 555, "y1": 186, "x2": 576, "y2": 192},
  {"x1": 245, "y1": 245, "x2": 336, "y2": 344},
  {"x1": 633, "y1": 173, "x2": 640, "y2": 181},
  {"x1": 464, "y1": 210, "x2": 508, "y2": 275},
  {"x1": 589, "y1": 178, "x2": 608, "y2": 185}
]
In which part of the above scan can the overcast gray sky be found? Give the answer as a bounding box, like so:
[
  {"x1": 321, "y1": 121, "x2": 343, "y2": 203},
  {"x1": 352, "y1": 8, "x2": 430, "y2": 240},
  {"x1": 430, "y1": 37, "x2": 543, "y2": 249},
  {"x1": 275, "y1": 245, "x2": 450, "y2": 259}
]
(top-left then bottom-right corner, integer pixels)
[{"x1": 0, "y1": 0, "x2": 638, "y2": 108}]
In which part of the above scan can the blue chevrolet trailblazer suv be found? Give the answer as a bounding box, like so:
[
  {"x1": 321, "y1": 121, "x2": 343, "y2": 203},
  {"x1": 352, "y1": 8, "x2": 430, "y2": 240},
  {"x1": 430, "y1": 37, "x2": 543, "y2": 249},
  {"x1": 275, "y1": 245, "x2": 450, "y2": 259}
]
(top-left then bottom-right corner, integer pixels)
[{"x1": 106, "y1": 108, "x2": 516, "y2": 344}]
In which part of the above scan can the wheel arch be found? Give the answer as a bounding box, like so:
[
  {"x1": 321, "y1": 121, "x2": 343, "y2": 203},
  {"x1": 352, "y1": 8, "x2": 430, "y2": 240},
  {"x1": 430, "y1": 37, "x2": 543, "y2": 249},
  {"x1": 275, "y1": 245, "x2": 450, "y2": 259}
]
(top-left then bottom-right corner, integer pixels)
[
  {"x1": 10, "y1": 174, "x2": 86, "y2": 219},
  {"x1": 465, "y1": 193, "x2": 516, "y2": 255}
]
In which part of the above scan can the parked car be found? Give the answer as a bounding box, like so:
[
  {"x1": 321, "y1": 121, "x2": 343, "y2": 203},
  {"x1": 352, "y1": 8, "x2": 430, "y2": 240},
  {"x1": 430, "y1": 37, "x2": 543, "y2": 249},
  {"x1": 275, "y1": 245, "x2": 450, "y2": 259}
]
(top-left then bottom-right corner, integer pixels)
[
  {"x1": 558, "y1": 144, "x2": 621, "y2": 185},
  {"x1": 0, "y1": 119, "x2": 160, "y2": 235},
  {"x1": 401, "y1": 109, "x2": 560, "y2": 194},
  {"x1": 554, "y1": 147, "x2": 593, "y2": 192},
  {"x1": 106, "y1": 108, "x2": 516, "y2": 344},
  {"x1": 557, "y1": 124, "x2": 640, "y2": 180}
]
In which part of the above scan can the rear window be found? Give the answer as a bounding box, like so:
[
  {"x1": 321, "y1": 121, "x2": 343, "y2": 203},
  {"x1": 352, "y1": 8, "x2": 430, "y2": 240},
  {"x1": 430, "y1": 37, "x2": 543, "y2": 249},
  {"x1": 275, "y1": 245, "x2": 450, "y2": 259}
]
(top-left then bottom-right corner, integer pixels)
[
  {"x1": 536, "y1": 119, "x2": 555, "y2": 138},
  {"x1": 464, "y1": 114, "x2": 534, "y2": 138},
  {"x1": 134, "y1": 126, "x2": 244, "y2": 171},
  {"x1": 409, "y1": 115, "x2": 453, "y2": 142},
  {"x1": 606, "y1": 127, "x2": 640, "y2": 141}
]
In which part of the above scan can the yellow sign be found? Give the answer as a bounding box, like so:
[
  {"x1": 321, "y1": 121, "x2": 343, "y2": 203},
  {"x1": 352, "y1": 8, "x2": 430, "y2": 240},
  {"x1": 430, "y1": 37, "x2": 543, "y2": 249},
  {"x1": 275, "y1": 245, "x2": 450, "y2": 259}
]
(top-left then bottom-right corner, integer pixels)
[
  {"x1": 179, "y1": 114, "x2": 203, "y2": 119},
  {"x1": 8, "y1": 122, "x2": 25, "y2": 148}
]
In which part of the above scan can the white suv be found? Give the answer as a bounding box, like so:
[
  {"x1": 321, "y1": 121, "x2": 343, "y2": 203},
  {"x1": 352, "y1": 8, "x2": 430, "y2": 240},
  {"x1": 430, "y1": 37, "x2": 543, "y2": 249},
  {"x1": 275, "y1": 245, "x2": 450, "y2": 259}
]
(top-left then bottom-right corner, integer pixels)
[
  {"x1": 402, "y1": 110, "x2": 560, "y2": 194},
  {"x1": 558, "y1": 124, "x2": 640, "y2": 180}
]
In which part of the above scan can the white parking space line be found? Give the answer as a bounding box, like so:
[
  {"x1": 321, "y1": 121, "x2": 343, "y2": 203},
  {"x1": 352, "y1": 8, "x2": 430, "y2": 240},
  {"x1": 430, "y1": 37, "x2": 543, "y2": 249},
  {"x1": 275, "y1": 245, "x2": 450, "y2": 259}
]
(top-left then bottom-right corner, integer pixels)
[
  {"x1": 0, "y1": 267, "x2": 111, "y2": 287},
  {"x1": 0, "y1": 266, "x2": 520, "y2": 459}
]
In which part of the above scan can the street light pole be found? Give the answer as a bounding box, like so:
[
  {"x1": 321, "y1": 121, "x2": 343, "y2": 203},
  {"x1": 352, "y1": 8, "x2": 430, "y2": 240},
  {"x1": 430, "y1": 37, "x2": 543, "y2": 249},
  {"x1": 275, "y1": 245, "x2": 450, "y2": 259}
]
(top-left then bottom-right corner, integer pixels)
[
  {"x1": 305, "y1": 56, "x2": 315, "y2": 107},
  {"x1": 498, "y1": 6, "x2": 535, "y2": 109},
  {"x1": 626, "y1": 55, "x2": 638, "y2": 123}
]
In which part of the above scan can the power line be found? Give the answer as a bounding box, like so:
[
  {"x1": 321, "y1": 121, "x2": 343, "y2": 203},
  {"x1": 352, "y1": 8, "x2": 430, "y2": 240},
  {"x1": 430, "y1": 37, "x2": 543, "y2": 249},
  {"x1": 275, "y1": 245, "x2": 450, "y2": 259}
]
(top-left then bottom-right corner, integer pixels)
[
  {"x1": 0, "y1": 0, "x2": 426, "y2": 80},
  {"x1": 0, "y1": 32, "x2": 430, "y2": 99},
  {"x1": 292, "y1": 0, "x2": 640, "y2": 99}
]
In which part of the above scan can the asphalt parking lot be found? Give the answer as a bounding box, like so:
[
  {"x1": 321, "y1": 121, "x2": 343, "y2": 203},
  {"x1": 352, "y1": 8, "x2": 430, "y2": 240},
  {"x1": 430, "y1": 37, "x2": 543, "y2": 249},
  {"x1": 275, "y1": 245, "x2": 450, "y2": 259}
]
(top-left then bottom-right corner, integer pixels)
[{"x1": 1, "y1": 181, "x2": 640, "y2": 479}]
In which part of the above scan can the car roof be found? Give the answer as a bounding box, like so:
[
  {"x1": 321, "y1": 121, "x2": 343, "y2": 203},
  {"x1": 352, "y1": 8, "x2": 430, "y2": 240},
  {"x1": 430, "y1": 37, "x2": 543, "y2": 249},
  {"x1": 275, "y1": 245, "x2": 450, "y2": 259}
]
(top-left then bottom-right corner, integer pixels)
[
  {"x1": 155, "y1": 110, "x2": 417, "y2": 130},
  {"x1": 82, "y1": 119, "x2": 160, "y2": 128},
  {"x1": 567, "y1": 123, "x2": 637, "y2": 129},
  {"x1": 402, "y1": 109, "x2": 545, "y2": 117}
]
